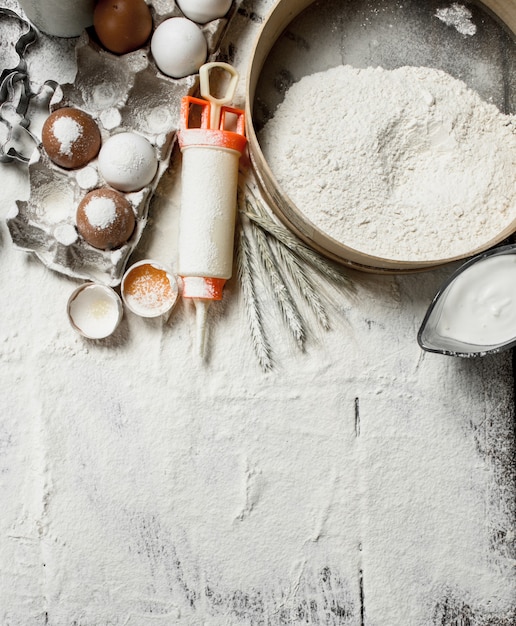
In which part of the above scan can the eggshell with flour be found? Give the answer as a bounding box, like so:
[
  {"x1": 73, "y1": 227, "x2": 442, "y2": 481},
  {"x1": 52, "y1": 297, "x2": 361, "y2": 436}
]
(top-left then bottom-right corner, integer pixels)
[{"x1": 150, "y1": 17, "x2": 207, "y2": 78}]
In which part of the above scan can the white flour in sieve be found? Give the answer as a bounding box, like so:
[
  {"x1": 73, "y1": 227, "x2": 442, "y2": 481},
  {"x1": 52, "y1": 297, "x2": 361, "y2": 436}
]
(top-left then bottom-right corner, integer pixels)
[{"x1": 259, "y1": 65, "x2": 516, "y2": 261}]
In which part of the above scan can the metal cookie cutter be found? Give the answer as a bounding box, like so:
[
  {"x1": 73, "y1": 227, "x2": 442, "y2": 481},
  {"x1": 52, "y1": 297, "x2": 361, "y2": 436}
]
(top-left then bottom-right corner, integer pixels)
[{"x1": 0, "y1": 8, "x2": 57, "y2": 164}]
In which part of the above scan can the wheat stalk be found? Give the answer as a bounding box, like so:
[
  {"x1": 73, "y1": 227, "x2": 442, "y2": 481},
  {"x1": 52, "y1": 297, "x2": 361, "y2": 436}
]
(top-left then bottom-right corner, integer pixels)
[
  {"x1": 272, "y1": 238, "x2": 330, "y2": 331},
  {"x1": 248, "y1": 215, "x2": 306, "y2": 351},
  {"x1": 236, "y1": 183, "x2": 356, "y2": 370},
  {"x1": 236, "y1": 221, "x2": 273, "y2": 372},
  {"x1": 243, "y1": 193, "x2": 355, "y2": 292}
]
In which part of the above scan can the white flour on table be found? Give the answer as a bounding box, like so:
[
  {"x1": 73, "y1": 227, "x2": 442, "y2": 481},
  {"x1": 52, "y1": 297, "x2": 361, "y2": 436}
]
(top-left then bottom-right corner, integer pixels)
[
  {"x1": 1, "y1": 2, "x2": 515, "y2": 624},
  {"x1": 259, "y1": 65, "x2": 516, "y2": 261}
]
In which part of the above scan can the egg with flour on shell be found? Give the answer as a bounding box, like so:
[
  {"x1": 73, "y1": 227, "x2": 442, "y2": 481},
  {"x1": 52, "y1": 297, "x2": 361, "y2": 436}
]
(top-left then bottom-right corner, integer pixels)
[
  {"x1": 177, "y1": 0, "x2": 232, "y2": 23},
  {"x1": 150, "y1": 17, "x2": 207, "y2": 78},
  {"x1": 93, "y1": 0, "x2": 153, "y2": 54},
  {"x1": 98, "y1": 132, "x2": 158, "y2": 192},
  {"x1": 76, "y1": 188, "x2": 136, "y2": 250},
  {"x1": 41, "y1": 108, "x2": 101, "y2": 170}
]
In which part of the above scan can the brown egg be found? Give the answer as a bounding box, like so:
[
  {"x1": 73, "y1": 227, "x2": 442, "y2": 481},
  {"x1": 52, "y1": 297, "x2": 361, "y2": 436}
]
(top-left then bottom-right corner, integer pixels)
[
  {"x1": 76, "y1": 188, "x2": 136, "y2": 250},
  {"x1": 42, "y1": 108, "x2": 101, "y2": 169},
  {"x1": 94, "y1": 0, "x2": 153, "y2": 54}
]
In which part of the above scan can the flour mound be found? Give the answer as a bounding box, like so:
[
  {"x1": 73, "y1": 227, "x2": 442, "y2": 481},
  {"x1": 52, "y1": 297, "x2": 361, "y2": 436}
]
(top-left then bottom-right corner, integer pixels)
[{"x1": 259, "y1": 65, "x2": 516, "y2": 261}]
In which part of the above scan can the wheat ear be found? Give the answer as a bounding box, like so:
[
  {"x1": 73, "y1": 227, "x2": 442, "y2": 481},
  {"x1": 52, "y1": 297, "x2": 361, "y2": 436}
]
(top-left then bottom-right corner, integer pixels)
[
  {"x1": 249, "y1": 218, "x2": 306, "y2": 351},
  {"x1": 243, "y1": 196, "x2": 354, "y2": 292},
  {"x1": 236, "y1": 221, "x2": 274, "y2": 372},
  {"x1": 272, "y1": 238, "x2": 331, "y2": 330}
]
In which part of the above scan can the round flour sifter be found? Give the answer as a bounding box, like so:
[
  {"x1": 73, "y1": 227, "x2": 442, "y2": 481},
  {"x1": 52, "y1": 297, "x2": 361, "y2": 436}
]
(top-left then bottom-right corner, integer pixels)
[{"x1": 246, "y1": 0, "x2": 516, "y2": 273}]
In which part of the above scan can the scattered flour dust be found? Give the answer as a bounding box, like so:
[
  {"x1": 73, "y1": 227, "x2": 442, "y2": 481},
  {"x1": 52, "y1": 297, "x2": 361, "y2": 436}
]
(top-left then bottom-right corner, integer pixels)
[
  {"x1": 259, "y1": 65, "x2": 516, "y2": 261},
  {"x1": 435, "y1": 3, "x2": 477, "y2": 36}
]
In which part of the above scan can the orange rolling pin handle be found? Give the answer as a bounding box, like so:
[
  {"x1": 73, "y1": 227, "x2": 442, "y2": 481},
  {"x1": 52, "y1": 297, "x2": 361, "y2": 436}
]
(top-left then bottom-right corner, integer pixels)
[
  {"x1": 181, "y1": 276, "x2": 226, "y2": 301},
  {"x1": 180, "y1": 95, "x2": 211, "y2": 130},
  {"x1": 178, "y1": 96, "x2": 245, "y2": 138}
]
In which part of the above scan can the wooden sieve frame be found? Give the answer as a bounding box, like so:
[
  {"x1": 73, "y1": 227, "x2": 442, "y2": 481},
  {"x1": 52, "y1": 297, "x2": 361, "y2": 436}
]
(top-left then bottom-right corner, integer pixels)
[{"x1": 245, "y1": 0, "x2": 516, "y2": 273}]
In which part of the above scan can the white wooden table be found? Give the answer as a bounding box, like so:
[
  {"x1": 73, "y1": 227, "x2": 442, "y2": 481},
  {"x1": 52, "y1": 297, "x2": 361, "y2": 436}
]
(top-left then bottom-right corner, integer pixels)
[{"x1": 0, "y1": 0, "x2": 514, "y2": 624}]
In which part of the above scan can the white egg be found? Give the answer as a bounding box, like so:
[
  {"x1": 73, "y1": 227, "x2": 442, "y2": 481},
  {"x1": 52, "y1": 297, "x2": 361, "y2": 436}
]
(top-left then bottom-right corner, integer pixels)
[
  {"x1": 98, "y1": 132, "x2": 158, "y2": 192},
  {"x1": 177, "y1": 0, "x2": 232, "y2": 24},
  {"x1": 150, "y1": 18, "x2": 207, "y2": 79}
]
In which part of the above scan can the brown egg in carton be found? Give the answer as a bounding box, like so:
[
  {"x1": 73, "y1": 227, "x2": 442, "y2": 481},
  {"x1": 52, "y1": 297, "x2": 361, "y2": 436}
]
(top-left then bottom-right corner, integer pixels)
[{"x1": 7, "y1": 0, "x2": 241, "y2": 287}]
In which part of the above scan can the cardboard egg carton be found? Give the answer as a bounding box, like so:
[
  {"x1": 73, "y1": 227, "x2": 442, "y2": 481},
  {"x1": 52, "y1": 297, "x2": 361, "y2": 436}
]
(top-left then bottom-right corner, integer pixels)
[{"x1": 7, "y1": 1, "x2": 241, "y2": 286}]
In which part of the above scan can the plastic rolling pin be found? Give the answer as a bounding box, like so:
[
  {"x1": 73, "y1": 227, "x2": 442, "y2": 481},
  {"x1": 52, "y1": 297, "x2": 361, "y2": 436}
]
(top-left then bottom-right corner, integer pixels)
[{"x1": 177, "y1": 62, "x2": 247, "y2": 357}]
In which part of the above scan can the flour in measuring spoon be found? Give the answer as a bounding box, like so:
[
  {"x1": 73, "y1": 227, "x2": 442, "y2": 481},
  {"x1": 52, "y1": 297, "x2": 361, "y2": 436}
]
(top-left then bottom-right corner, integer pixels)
[
  {"x1": 436, "y1": 254, "x2": 516, "y2": 346},
  {"x1": 259, "y1": 65, "x2": 516, "y2": 261}
]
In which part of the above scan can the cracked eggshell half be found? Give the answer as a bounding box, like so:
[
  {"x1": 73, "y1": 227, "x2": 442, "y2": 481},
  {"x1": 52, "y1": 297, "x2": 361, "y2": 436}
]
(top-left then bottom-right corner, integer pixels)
[
  {"x1": 121, "y1": 259, "x2": 179, "y2": 318},
  {"x1": 67, "y1": 283, "x2": 123, "y2": 339}
]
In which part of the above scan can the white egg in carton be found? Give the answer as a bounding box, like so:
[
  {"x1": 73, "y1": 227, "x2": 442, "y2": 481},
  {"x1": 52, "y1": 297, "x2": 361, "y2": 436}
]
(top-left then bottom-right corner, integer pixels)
[{"x1": 7, "y1": 0, "x2": 241, "y2": 286}]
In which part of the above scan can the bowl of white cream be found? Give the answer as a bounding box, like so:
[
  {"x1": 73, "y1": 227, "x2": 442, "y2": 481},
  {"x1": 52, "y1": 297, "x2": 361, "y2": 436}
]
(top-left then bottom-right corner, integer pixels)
[{"x1": 418, "y1": 244, "x2": 516, "y2": 357}]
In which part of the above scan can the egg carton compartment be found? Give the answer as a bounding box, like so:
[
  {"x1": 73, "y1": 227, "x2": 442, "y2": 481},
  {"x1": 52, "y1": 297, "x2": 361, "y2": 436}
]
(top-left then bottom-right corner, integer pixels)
[
  {"x1": 9, "y1": 148, "x2": 157, "y2": 284},
  {"x1": 6, "y1": 0, "x2": 242, "y2": 286}
]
